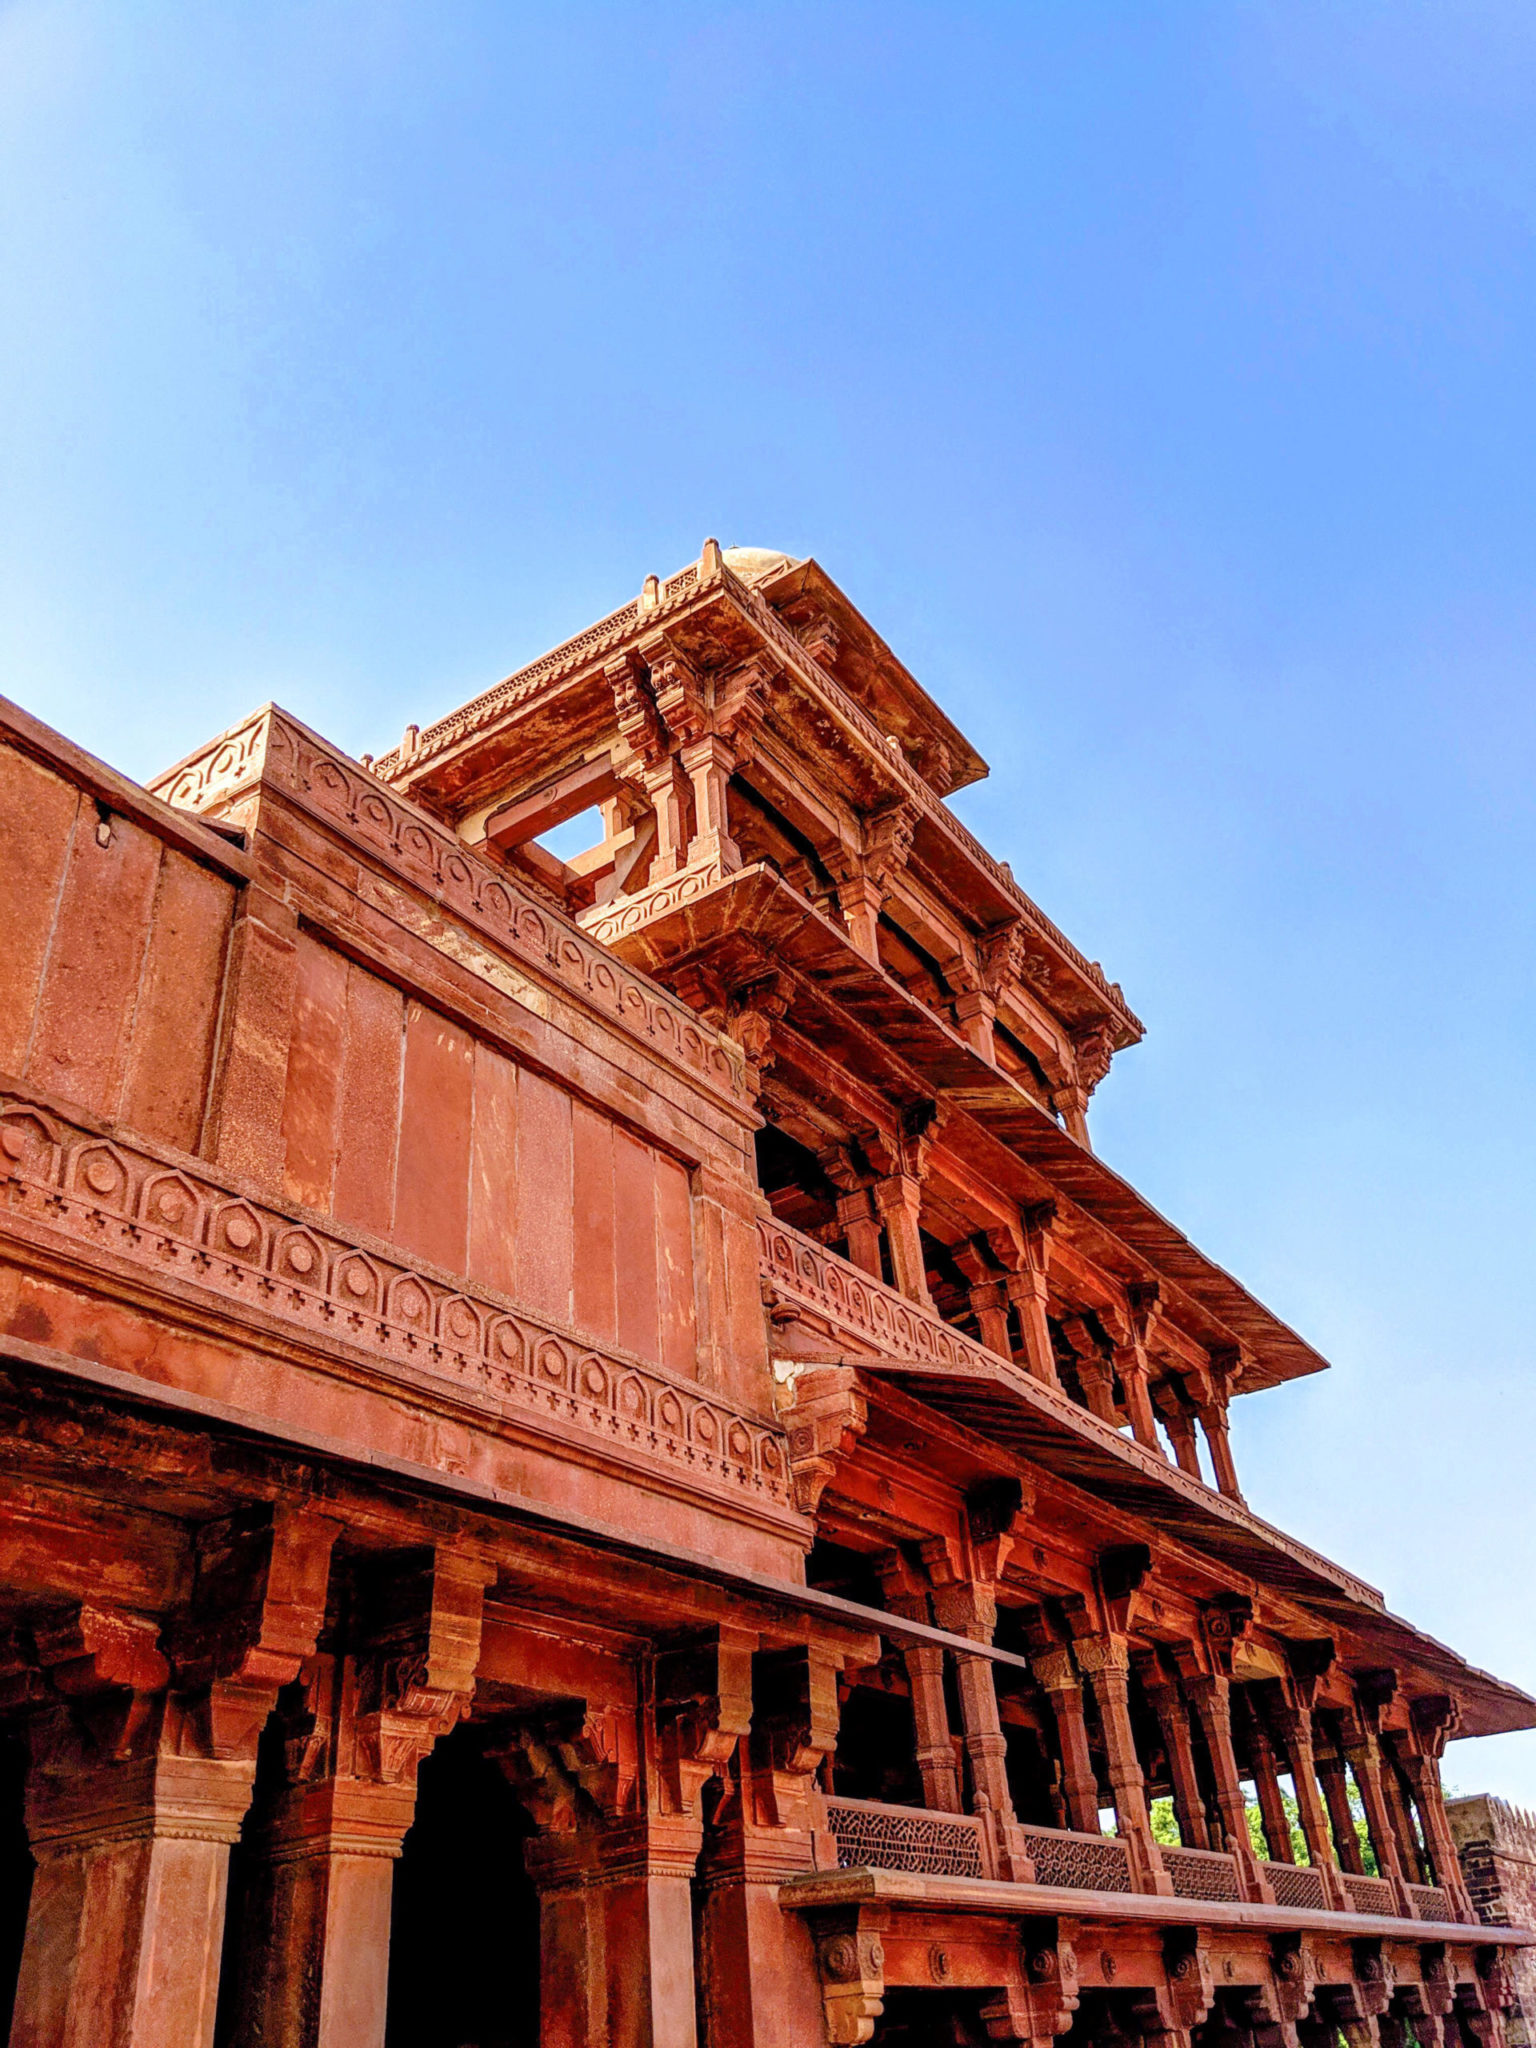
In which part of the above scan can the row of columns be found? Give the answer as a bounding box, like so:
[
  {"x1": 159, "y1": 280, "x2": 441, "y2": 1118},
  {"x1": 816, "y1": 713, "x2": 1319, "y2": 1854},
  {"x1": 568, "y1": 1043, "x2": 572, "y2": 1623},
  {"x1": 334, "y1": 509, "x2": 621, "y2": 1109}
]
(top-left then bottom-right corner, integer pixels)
[
  {"x1": 4, "y1": 1524, "x2": 857, "y2": 2048},
  {"x1": 827, "y1": 1161, "x2": 1248, "y2": 1507},
  {"x1": 862, "y1": 1540, "x2": 1469, "y2": 1923}
]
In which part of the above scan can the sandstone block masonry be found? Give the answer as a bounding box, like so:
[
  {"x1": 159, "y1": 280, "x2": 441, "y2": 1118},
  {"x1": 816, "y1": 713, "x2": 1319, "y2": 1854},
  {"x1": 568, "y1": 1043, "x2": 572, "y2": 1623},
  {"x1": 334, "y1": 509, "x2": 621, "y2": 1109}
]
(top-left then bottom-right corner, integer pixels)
[{"x1": 1454, "y1": 1797, "x2": 1536, "y2": 2048}]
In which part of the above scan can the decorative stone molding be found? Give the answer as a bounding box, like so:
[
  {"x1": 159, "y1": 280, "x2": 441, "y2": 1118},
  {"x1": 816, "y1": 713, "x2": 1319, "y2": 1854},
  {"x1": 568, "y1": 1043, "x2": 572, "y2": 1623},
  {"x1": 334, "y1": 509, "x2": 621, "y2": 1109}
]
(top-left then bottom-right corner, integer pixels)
[
  {"x1": 149, "y1": 707, "x2": 752, "y2": 1110},
  {"x1": 0, "y1": 1094, "x2": 793, "y2": 1519}
]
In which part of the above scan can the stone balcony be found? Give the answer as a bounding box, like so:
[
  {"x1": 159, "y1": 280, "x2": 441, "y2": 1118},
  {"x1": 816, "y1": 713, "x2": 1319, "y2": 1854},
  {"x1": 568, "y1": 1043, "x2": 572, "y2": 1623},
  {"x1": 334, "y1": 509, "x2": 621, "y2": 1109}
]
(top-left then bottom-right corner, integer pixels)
[{"x1": 813, "y1": 1796, "x2": 1469, "y2": 1935}]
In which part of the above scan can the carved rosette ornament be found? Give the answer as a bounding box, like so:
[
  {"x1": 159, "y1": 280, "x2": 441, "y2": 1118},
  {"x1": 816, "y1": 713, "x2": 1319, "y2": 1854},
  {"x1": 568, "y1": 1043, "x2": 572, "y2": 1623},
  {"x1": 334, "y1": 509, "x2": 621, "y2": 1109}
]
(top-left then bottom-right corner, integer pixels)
[{"x1": 811, "y1": 1908, "x2": 889, "y2": 2047}]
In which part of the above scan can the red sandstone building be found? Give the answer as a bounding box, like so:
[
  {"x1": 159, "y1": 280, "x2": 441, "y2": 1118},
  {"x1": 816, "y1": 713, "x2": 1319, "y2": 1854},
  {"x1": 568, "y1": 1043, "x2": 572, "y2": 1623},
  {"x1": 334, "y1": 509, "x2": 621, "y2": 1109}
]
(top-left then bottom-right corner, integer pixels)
[{"x1": 0, "y1": 540, "x2": 1529, "y2": 2048}]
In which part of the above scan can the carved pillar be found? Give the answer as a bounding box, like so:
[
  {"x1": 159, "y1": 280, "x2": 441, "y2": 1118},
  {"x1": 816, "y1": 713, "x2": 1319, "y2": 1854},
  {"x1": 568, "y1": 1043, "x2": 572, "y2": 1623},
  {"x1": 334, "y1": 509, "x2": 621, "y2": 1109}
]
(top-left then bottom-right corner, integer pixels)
[
  {"x1": 1030, "y1": 1648, "x2": 1101, "y2": 1836},
  {"x1": 926, "y1": 1572, "x2": 1031, "y2": 1880},
  {"x1": 1402, "y1": 1698, "x2": 1474, "y2": 1914},
  {"x1": 876, "y1": 1560, "x2": 961, "y2": 1814},
  {"x1": 698, "y1": 1642, "x2": 843, "y2": 2048},
  {"x1": 1153, "y1": 1381, "x2": 1204, "y2": 1479},
  {"x1": 1001, "y1": 1208, "x2": 1063, "y2": 1391},
  {"x1": 233, "y1": 1545, "x2": 493, "y2": 2048},
  {"x1": 679, "y1": 735, "x2": 742, "y2": 872},
  {"x1": 1138, "y1": 1662, "x2": 1209, "y2": 1849},
  {"x1": 640, "y1": 759, "x2": 691, "y2": 880},
  {"x1": 1194, "y1": 1353, "x2": 1245, "y2": 1502},
  {"x1": 1253, "y1": 1695, "x2": 1302, "y2": 1859},
  {"x1": 1273, "y1": 1704, "x2": 1341, "y2": 1876},
  {"x1": 15, "y1": 1714, "x2": 255, "y2": 2048},
  {"x1": 1074, "y1": 1636, "x2": 1168, "y2": 1892},
  {"x1": 952, "y1": 986, "x2": 998, "y2": 1061},
  {"x1": 818, "y1": 1148, "x2": 883, "y2": 1278},
  {"x1": 1315, "y1": 1743, "x2": 1367, "y2": 1875},
  {"x1": 953, "y1": 1240, "x2": 1010, "y2": 1357},
  {"x1": 1184, "y1": 1672, "x2": 1259, "y2": 1873},
  {"x1": 11, "y1": 1510, "x2": 338, "y2": 2048},
  {"x1": 872, "y1": 1174, "x2": 931, "y2": 1308},
  {"x1": 491, "y1": 1697, "x2": 702, "y2": 2048},
  {"x1": 1061, "y1": 1319, "x2": 1119, "y2": 1426},
  {"x1": 836, "y1": 1191, "x2": 883, "y2": 1277},
  {"x1": 1104, "y1": 1298, "x2": 1163, "y2": 1454},
  {"x1": 1380, "y1": 1745, "x2": 1429, "y2": 1883},
  {"x1": 1340, "y1": 1719, "x2": 1406, "y2": 1884}
]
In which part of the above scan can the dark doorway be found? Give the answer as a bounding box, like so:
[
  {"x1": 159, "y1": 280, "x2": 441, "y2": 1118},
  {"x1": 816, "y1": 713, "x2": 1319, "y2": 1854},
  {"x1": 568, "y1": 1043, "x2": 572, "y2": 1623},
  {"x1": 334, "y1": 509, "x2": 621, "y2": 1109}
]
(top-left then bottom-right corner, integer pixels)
[
  {"x1": 0, "y1": 1737, "x2": 33, "y2": 2038},
  {"x1": 385, "y1": 1723, "x2": 539, "y2": 2048}
]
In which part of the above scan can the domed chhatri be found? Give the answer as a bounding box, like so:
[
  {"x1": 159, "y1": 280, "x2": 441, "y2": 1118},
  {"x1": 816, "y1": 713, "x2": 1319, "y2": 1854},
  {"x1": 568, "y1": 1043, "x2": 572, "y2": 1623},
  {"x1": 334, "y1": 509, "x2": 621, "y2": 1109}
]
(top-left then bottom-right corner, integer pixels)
[{"x1": 720, "y1": 545, "x2": 801, "y2": 582}]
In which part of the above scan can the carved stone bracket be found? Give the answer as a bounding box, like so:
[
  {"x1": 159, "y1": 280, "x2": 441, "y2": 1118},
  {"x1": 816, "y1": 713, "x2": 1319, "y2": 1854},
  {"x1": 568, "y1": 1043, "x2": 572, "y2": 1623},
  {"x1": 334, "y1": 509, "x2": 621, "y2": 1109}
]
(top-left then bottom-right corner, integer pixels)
[{"x1": 809, "y1": 1904, "x2": 890, "y2": 2047}]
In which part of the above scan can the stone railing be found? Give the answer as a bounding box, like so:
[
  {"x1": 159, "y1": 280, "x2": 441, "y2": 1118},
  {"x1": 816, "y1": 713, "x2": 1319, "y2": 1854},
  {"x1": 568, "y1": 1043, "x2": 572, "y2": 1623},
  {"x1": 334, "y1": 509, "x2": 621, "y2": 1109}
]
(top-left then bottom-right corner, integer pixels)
[
  {"x1": 1265, "y1": 1860, "x2": 1330, "y2": 1912},
  {"x1": 761, "y1": 1215, "x2": 1386, "y2": 1612},
  {"x1": 1408, "y1": 1882, "x2": 1453, "y2": 1921},
  {"x1": 1021, "y1": 1826, "x2": 1134, "y2": 1895},
  {"x1": 825, "y1": 1798, "x2": 985, "y2": 1879},
  {"x1": 761, "y1": 1219, "x2": 999, "y2": 1379},
  {"x1": 1163, "y1": 1844, "x2": 1244, "y2": 1903}
]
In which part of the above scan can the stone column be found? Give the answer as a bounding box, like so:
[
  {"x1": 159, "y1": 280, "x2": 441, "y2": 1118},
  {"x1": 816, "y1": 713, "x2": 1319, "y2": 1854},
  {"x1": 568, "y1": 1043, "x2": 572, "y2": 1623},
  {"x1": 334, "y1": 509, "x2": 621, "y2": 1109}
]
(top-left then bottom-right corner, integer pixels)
[
  {"x1": 1138, "y1": 1664, "x2": 1209, "y2": 1849},
  {"x1": 1061, "y1": 1320, "x2": 1119, "y2": 1426},
  {"x1": 231, "y1": 1545, "x2": 493, "y2": 2048},
  {"x1": 834, "y1": 1190, "x2": 883, "y2": 1277},
  {"x1": 1193, "y1": 1394, "x2": 1244, "y2": 1502},
  {"x1": 1104, "y1": 1292, "x2": 1166, "y2": 1454},
  {"x1": 1272, "y1": 1704, "x2": 1341, "y2": 1876},
  {"x1": 1315, "y1": 1745, "x2": 1367, "y2": 1875},
  {"x1": 872, "y1": 1174, "x2": 931, "y2": 1308},
  {"x1": 834, "y1": 875, "x2": 885, "y2": 961},
  {"x1": 697, "y1": 1644, "x2": 845, "y2": 2048},
  {"x1": 1242, "y1": 1700, "x2": 1294, "y2": 1864},
  {"x1": 529, "y1": 1815, "x2": 703, "y2": 2048},
  {"x1": 1030, "y1": 1648, "x2": 1101, "y2": 1836},
  {"x1": 1401, "y1": 1752, "x2": 1469, "y2": 1906},
  {"x1": 12, "y1": 1513, "x2": 338, "y2": 2048},
  {"x1": 12, "y1": 1725, "x2": 255, "y2": 2048},
  {"x1": 1184, "y1": 1671, "x2": 1265, "y2": 1900},
  {"x1": 1340, "y1": 1723, "x2": 1406, "y2": 1883},
  {"x1": 928, "y1": 1578, "x2": 1030, "y2": 1879},
  {"x1": 640, "y1": 759, "x2": 691, "y2": 880},
  {"x1": 877, "y1": 1563, "x2": 961, "y2": 1813},
  {"x1": 977, "y1": 1210, "x2": 1061, "y2": 1394},
  {"x1": 1074, "y1": 1637, "x2": 1168, "y2": 1892},
  {"x1": 1153, "y1": 1383, "x2": 1204, "y2": 1480},
  {"x1": 679, "y1": 735, "x2": 742, "y2": 872},
  {"x1": 953, "y1": 1240, "x2": 1011, "y2": 1357}
]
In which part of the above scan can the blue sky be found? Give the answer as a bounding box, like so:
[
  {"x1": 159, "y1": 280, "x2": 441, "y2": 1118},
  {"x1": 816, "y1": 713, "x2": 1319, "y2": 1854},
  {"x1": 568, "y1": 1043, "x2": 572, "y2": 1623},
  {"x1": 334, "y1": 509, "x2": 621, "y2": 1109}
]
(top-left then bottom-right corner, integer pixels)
[{"x1": 4, "y1": 2, "x2": 1534, "y2": 1799}]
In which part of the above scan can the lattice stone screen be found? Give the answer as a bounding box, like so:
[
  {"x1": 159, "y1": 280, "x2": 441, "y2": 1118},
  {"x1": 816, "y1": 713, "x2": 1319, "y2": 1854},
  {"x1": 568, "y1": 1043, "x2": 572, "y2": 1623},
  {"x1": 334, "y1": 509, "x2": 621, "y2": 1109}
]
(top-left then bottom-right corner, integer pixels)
[
  {"x1": 1163, "y1": 1846, "x2": 1243, "y2": 1902},
  {"x1": 1265, "y1": 1862, "x2": 1328, "y2": 1911},
  {"x1": 826, "y1": 1798, "x2": 985, "y2": 1879},
  {"x1": 1408, "y1": 1884, "x2": 1452, "y2": 1920},
  {"x1": 1021, "y1": 1827, "x2": 1134, "y2": 1893},
  {"x1": 1343, "y1": 1873, "x2": 1396, "y2": 1916}
]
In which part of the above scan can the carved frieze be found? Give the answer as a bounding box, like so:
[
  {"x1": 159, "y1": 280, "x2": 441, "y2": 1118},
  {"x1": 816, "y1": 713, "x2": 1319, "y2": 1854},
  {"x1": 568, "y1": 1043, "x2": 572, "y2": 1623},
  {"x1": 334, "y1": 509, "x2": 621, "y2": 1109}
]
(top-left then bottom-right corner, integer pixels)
[{"x1": 0, "y1": 1095, "x2": 793, "y2": 1521}]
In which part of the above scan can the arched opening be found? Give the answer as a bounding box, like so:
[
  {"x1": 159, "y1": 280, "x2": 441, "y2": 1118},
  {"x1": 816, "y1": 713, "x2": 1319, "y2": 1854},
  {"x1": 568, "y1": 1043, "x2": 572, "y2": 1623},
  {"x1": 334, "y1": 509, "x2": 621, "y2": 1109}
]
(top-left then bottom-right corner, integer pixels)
[
  {"x1": 385, "y1": 1722, "x2": 539, "y2": 2048},
  {"x1": 0, "y1": 1735, "x2": 33, "y2": 2038}
]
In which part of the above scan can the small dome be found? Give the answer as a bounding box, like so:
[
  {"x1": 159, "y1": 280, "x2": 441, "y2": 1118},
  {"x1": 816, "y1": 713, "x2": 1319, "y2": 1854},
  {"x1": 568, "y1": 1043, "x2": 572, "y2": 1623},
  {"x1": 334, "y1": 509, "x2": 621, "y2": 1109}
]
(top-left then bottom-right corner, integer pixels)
[{"x1": 721, "y1": 546, "x2": 800, "y2": 583}]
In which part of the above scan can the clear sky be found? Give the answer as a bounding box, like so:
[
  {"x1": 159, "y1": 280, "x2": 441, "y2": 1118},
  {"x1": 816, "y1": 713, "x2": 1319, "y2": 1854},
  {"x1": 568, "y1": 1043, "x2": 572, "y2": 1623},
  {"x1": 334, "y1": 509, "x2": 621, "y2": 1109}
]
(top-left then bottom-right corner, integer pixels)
[{"x1": 4, "y1": 2, "x2": 1534, "y2": 1800}]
